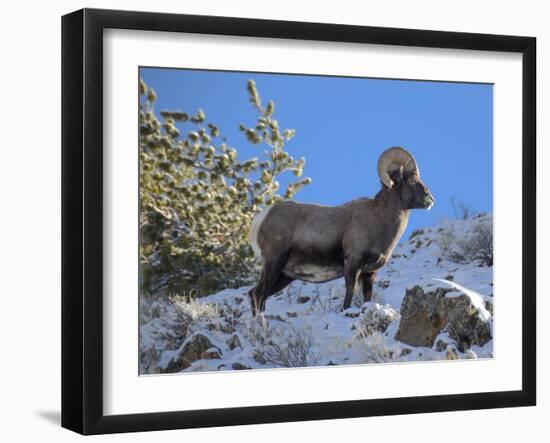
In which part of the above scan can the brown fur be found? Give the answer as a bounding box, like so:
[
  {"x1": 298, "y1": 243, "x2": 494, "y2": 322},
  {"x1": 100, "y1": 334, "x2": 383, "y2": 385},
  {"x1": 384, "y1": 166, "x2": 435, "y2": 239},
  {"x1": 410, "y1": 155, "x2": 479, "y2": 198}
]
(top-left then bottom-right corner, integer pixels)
[{"x1": 249, "y1": 168, "x2": 434, "y2": 314}]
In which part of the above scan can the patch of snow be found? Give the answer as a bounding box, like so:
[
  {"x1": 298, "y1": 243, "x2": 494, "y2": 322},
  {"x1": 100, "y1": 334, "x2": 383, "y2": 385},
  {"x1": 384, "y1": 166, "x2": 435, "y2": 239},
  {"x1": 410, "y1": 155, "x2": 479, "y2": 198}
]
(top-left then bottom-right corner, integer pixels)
[{"x1": 433, "y1": 278, "x2": 492, "y2": 321}]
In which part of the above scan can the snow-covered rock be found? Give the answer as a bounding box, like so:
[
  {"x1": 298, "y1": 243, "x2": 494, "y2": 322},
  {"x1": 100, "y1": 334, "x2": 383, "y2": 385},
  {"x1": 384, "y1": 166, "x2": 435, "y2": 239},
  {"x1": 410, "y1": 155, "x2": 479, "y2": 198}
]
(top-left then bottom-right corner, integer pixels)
[
  {"x1": 395, "y1": 285, "x2": 492, "y2": 351},
  {"x1": 164, "y1": 332, "x2": 223, "y2": 372},
  {"x1": 227, "y1": 333, "x2": 243, "y2": 350}
]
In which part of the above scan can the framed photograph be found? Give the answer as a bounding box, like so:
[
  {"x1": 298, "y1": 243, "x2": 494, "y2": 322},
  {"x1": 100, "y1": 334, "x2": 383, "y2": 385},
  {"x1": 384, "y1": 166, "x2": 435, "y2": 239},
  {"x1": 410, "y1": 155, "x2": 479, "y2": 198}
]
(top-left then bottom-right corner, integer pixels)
[{"x1": 62, "y1": 8, "x2": 536, "y2": 435}]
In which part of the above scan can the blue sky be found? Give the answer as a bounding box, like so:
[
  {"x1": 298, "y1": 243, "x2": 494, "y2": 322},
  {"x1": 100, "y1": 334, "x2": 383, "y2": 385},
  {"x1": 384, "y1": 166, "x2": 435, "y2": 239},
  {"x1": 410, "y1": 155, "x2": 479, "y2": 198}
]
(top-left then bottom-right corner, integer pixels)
[{"x1": 140, "y1": 67, "x2": 493, "y2": 237}]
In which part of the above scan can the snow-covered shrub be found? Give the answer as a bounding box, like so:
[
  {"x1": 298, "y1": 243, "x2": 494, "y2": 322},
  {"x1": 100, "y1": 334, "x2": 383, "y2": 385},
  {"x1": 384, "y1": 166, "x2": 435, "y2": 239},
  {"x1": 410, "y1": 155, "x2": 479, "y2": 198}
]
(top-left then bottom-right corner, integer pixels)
[
  {"x1": 438, "y1": 228, "x2": 465, "y2": 263},
  {"x1": 244, "y1": 319, "x2": 319, "y2": 368},
  {"x1": 438, "y1": 220, "x2": 493, "y2": 267},
  {"x1": 139, "y1": 294, "x2": 221, "y2": 373},
  {"x1": 307, "y1": 285, "x2": 339, "y2": 313},
  {"x1": 139, "y1": 78, "x2": 311, "y2": 296},
  {"x1": 355, "y1": 303, "x2": 399, "y2": 338},
  {"x1": 356, "y1": 332, "x2": 404, "y2": 364},
  {"x1": 281, "y1": 281, "x2": 303, "y2": 305},
  {"x1": 450, "y1": 197, "x2": 476, "y2": 220},
  {"x1": 465, "y1": 222, "x2": 493, "y2": 266}
]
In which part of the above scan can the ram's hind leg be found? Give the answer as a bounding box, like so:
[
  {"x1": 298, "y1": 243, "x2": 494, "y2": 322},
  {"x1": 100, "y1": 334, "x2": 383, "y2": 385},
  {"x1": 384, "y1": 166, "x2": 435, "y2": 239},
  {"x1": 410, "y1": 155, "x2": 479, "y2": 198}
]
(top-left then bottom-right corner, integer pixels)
[
  {"x1": 249, "y1": 252, "x2": 289, "y2": 315},
  {"x1": 248, "y1": 277, "x2": 263, "y2": 317},
  {"x1": 259, "y1": 274, "x2": 294, "y2": 311}
]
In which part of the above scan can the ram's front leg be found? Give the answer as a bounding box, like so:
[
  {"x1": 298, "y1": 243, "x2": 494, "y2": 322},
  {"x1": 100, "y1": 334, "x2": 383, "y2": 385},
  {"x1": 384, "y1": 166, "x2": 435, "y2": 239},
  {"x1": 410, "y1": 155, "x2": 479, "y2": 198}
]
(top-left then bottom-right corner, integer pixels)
[
  {"x1": 342, "y1": 256, "x2": 362, "y2": 310},
  {"x1": 361, "y1": 271, "x2": 377, "y2": 303},
  {"x1": 360, "y1": 252, "x2": 387, "y2": 304}
]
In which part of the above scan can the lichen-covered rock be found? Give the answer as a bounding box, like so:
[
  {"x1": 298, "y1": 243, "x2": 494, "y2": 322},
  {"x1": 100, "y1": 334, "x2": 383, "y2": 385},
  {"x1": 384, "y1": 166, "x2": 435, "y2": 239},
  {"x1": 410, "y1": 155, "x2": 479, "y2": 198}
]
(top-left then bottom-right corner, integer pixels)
[
  {"x1": 396, "y1": 286, "x2": 492, "y2": 351},
  {"x1": 227, "y1": 333, "x2": 243, "y2": 350},
  {"x1": 206, "y1": 321, "x2": 235, "y2": 334},
  {"x1": 165, "y1": 333, "x2": 222, "y2": 371},
  {"x1": 433, "y1": 332, "x2": 461, "y2": 358},
  {"x1": 264, "y1": 314, "x2": 286, "y2": 322},
  {"x1": 203, "y1": 347, "x2": 222, "y2": 359},
  {"x1": 445, "y1": 346, "x2": 459, "y2": 360},
  {"x1": 434, "y1": 332, "x2": 456, "y2": 352},
  {"x1": 484, "y1": 297, "x2": 493, "y2": 315},
  {"x1": 232, "y1": 362, "x2": 251, "y2": 370},
  {"x1": 252, "y1": 351, "x2": 267, "y2": 364},
  {"x1": 344, "y1": 307, "x2": 361, "y2": 318},
  {"x1": 444, "y1": 292, "x2": 492, "y2": 351},
  {"x1": 395, "y1": 287, "x2": 448, "y2": 347}
]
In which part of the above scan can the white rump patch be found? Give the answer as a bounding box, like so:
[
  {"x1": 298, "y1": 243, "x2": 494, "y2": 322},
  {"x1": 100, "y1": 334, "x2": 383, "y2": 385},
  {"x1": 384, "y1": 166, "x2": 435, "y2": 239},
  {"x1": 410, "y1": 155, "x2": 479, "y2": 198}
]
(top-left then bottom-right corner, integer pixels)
[{"x1": 249, "y1": 206, "x2": 273, "y2": 263}]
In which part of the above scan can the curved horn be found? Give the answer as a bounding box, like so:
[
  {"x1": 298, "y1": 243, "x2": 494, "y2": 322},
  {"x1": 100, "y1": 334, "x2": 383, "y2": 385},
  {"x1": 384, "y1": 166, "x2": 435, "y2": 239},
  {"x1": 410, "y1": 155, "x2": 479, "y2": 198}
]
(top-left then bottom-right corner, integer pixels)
[{"x1": 377, "y1": 147, "x2": 419, "y2": 188}]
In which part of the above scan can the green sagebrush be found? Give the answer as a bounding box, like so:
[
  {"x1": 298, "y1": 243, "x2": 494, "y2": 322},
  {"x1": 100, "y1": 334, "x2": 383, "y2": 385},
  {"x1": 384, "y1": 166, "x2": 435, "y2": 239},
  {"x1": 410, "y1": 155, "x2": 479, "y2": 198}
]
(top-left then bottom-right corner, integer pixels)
[{"x1": 139, "y1": 78, "x2": 311, "y2": 296}]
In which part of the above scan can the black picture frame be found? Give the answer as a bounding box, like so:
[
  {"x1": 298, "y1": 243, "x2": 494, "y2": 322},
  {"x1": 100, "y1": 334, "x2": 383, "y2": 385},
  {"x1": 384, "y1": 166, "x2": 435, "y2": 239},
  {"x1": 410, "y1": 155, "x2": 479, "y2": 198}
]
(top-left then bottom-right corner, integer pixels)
[{"x1": 62, "y1": 8, "x2": 536, "y2": 435}]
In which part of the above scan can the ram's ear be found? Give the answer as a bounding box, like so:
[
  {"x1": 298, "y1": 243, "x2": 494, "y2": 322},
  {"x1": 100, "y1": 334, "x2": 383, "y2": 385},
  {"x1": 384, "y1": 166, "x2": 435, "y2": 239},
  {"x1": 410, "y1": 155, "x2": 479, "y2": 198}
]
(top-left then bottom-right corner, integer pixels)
[{"x1": 388, "y1": 166, "x2": 404, "y2": 185}]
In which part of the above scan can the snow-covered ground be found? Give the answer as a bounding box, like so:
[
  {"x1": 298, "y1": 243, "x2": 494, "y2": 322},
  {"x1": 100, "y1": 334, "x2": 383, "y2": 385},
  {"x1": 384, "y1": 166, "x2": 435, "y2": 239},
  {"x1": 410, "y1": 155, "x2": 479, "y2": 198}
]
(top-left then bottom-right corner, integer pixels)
[{"x1": 140, "y1": 214, "x2": 493, "y2": 374}]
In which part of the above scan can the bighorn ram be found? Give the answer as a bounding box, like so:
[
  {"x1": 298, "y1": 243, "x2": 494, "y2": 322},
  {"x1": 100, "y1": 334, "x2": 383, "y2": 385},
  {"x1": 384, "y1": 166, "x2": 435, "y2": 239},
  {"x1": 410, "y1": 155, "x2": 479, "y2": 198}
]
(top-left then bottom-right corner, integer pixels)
[{"x1": 248, "y1": 147, "x2": 434, "y2": 315}]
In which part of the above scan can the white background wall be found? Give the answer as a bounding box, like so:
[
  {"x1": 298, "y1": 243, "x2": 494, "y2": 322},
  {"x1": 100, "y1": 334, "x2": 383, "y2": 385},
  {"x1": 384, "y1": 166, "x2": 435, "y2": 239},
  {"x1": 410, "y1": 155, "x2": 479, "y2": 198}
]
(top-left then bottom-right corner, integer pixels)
[{"x1": 0, "y1": 0, "x2": 545, "y2": 441}]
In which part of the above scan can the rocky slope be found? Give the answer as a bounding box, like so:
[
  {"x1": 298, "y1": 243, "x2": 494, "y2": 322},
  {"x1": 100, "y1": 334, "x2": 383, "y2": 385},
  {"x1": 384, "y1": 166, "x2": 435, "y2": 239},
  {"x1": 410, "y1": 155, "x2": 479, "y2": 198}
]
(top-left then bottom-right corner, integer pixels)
[{"x1": 140, "y1": 213, "x2": 494, "y2": 374}]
